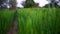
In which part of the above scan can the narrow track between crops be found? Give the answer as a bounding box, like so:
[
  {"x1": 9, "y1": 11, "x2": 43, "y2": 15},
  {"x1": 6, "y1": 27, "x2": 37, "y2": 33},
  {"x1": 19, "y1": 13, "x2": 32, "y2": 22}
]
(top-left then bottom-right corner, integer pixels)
[{"x1": 7, "y1": 11, "x2": 18, "y2": 34}]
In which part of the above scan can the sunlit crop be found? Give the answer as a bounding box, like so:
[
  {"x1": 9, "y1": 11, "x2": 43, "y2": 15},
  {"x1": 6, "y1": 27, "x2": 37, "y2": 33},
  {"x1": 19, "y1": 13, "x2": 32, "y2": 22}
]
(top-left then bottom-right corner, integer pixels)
[
  {"x1": 18, "y1": 8, "x2": 60, "y2": 34},
  {"x1": 0, "y1": 9, "x2": 15, "y2": 34}
]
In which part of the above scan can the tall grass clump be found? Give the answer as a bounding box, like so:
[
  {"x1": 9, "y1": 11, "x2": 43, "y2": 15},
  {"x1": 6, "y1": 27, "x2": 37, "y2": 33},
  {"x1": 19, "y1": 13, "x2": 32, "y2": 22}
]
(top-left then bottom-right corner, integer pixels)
[
  {"x1": 0, "y1": 9, "x2": 15, "y2": 34},
  {"x1": 55, "y1": 8, "x2": 60, "y2": 34},
  {"x1": 18, "y1": 8, "x2": 60, "y2": 34}
]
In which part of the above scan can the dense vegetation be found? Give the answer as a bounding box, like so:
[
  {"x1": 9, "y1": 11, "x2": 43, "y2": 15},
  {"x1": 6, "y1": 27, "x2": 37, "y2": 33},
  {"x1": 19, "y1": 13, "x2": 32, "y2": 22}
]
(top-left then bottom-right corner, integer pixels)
[
  {"x1": 0, "y1": 9, "x2": 15, "y2": 34},
  {"x1": 18, "y1": 8, "x2": 60, "y2": 34},
  {"x1": 24, "y1": 0, "x2": 36, "y2": 8},
  {"x1": 0, "y1": 8, "x2": 60, "y2": 34}
]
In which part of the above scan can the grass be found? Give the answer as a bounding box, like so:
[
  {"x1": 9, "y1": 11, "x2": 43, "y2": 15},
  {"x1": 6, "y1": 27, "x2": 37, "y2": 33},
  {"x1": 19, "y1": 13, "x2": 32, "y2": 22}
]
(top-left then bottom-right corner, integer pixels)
[
  {"x1": 0, "y1": 9, "x2": 15, "y2": 34},
  {"x1": 0, "y1": 8, "x2": 60, "y2": 34},
  {"x1": 17, "y1": 8, "x2": 60, "y2": 34}
]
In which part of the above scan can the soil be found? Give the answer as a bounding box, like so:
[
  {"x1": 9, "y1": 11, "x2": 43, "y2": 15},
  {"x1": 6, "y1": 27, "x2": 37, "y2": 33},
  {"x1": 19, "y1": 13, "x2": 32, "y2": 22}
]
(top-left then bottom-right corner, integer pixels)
[{"x1": 7, "y1": 11, "x2": 18, "y2": 34}]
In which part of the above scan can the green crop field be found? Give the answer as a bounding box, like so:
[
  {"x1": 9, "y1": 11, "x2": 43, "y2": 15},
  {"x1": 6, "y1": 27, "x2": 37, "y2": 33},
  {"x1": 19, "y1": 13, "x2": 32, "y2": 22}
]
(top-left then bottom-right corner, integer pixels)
[
  {"x1": 0, "y1": 9, "x2": 15, "y2": 34},
  {"x1": 18, "y1": 8, "x2": 60, "y2": 34},
  {"x1": 0, "y1": 8, "x2": 60, "y2": 34}
]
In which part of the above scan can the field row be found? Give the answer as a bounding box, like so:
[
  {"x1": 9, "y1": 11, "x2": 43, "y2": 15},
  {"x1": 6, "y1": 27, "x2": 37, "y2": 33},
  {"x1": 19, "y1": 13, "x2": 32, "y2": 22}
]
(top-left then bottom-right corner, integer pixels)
[
  {"x1": 18, "y1": 8, "x2": 60, "y2": 34},
  {"x1": 0, "y1": 8, "x2": 60, "y2": 34},
  {"x1": 0, "y1": 10, "x2": 15, "y2": 34}
]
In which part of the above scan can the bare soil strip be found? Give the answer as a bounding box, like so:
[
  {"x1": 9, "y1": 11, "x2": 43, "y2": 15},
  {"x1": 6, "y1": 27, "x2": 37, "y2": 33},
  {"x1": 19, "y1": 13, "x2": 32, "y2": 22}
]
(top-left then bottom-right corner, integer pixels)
[{"x1": 7, "y1": 11, "x2": 18, "y2": 34}]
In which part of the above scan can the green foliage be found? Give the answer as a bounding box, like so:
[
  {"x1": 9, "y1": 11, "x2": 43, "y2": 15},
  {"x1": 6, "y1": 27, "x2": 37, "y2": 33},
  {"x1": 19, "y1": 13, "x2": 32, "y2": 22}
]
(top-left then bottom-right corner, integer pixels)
[
  {"x1": 24, "y1": 0, "x2": 35, "y2": 8},
  {"x1": 18, "y1": 8, "x2": 60, "y2": 34},
  {"x1": 0, "y1": 9, "x2": 15, "y2": 34},
  {"x1": 9, "y1": 0, "x2": 16, "y2": 9}
]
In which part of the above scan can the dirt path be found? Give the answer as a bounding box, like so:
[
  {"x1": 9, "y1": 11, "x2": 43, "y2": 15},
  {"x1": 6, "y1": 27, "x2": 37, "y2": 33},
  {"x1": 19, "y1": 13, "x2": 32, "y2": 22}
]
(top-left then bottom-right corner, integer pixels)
[{"x1": 7, "y1": 11, "x2": 18, "y2": 34}]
